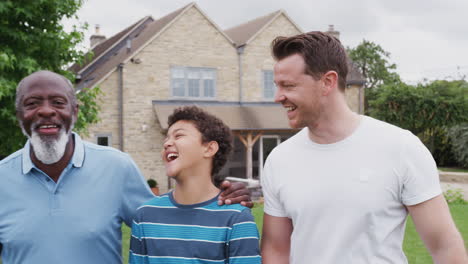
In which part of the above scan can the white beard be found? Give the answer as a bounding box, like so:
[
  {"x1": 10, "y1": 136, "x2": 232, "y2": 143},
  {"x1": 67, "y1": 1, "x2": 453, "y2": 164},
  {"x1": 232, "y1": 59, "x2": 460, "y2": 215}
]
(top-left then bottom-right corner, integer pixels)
[
  {"x1": 30, "y1": 129, "x2": 70, "y2": 164},
  {"x1": 21, "y1": 120, "x2": 74, "y2": 165}
]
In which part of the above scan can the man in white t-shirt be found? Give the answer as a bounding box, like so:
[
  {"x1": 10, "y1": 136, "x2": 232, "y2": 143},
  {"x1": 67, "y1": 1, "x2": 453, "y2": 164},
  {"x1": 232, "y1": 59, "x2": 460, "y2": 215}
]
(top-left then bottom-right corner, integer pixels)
[{"x1": 260, "y1": 31, "x2": 468, "y2": 263}]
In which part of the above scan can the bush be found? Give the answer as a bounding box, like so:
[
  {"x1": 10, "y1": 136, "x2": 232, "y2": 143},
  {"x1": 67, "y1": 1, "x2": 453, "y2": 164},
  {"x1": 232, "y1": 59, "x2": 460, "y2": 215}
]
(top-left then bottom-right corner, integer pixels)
[
  {"x1": 431, "y1": 127, "x2": 458, "y2": 167},
  {"x1": 147, "y1": 179, "x2": 158, "y2": 188},
  {"x1": 443, "y1": 187, "x2": 467, "y2": 204},
  {"x1": 448, "y1": 124, "x2": 468, "y2": 168}
]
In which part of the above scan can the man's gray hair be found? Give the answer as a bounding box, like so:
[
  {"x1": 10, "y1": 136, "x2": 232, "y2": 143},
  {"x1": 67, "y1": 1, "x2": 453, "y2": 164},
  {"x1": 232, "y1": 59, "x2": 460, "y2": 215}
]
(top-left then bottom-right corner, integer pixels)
[{"x1": 15, "y1": 70, "x2": 77, "y2": 112}]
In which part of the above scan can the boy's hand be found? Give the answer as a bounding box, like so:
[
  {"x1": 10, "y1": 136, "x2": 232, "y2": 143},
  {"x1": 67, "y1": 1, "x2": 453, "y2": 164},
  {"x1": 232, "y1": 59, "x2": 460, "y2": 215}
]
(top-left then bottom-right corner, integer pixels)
[{"x1": 218, "y1": 180, "x2": 253, "y2": 208}]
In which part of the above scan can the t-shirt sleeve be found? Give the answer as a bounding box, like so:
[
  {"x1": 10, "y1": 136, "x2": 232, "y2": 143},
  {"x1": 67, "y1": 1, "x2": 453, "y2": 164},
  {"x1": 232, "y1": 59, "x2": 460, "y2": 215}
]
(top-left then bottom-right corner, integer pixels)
[
  {"x1": 120, "y1": 155, "x2": 155, "y2": 226},
  {"x1": 261, "y1": 155, "x2": 288, "y2": 217},
  {"x1": 400, "y1": 131, "x2": 442, "y2": 206},
  {"x1": 129, "y1": 209, "x2": 148, "y2": 264},
  {"x1": 227, "y1": 208, "x2": 261, "y2": 264}
]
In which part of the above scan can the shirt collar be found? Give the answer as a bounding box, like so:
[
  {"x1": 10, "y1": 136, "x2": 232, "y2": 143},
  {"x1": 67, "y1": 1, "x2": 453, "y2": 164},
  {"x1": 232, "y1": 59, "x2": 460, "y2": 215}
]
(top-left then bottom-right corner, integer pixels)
[
  {"x1": 22, "y1": 132, "x2": 85, "y2": 174},
  {"x1": 22, "y1": 139, "x2": 34, "y2": 174}
]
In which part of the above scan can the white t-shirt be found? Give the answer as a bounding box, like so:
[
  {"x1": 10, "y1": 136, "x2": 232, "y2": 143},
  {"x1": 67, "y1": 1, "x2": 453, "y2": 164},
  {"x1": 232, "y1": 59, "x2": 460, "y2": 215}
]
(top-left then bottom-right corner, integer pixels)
[{"x1": 262, "y1": 116, "x2": 441, "y2": 264}]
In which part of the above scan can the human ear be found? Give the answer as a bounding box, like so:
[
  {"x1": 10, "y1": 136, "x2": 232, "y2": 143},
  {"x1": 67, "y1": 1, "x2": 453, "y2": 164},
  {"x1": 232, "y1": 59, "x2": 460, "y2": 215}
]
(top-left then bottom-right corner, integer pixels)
[
  {"x1": 321, "y1": 71, "x2": 338, "y2": 95},
  {"x1": 73, "y1": 104, "x2": 79, "y2": 118},
  {"x1": 203, "y1": 141, "x2": 219, "y2": 158}
]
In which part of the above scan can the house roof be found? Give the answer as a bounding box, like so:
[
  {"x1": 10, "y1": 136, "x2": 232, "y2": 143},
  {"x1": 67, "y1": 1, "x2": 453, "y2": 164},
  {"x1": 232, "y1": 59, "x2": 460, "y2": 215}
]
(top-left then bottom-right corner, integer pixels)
[
  {"x1": 224, "y1": 10, "x2": 303, "y2": 47},
  {"x1": 224, "y1": 10, "x2": 281, "y2": 47},
  {"x1": 71, "y1": 3, "x2": 194, "y2": 90},
  {"x1": 153, "y1": 101, "x2": 295, "y2": 131},
  {"x1": 69, "y1": 16, "x2": 148, "y2": 74}
]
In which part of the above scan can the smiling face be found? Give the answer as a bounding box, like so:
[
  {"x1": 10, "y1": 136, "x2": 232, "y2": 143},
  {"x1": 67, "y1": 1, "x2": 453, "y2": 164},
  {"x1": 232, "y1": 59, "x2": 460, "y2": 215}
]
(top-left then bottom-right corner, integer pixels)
[
  {"x1": 163, "y1": 120, "x2": 213, "y2": 179},
  {"x1": 16, "y1": 71, "x2": 78, "y2": 164},
  {"x1": 274, "y1": 54, "x2": 324, "y2": 129}
]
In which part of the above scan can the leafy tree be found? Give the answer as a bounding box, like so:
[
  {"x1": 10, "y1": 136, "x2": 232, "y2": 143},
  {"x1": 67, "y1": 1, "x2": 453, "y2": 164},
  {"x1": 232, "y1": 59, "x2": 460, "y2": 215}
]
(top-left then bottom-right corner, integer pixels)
[
  {"x1": 369, "y1": 80, "x2": 468, "y2": 165},
  {"x1": 347, "y1": 40, "x2": 402, "y2": 115},
  {"x1": 347, "y1": 40, "x2": 401, "y2": 89},
  {"x1": 0, "y1": 0, "x2": 100, "y2": 158}
]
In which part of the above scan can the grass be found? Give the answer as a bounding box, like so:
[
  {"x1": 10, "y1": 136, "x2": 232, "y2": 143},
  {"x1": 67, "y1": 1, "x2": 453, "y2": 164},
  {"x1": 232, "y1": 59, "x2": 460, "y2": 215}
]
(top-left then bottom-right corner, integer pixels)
[
  {"x1": 1, "y1": 203, "x2": 466, "y2": 264},
  {"x1": 404, "y1": 204, "x2": 468, "y2": 263},
  {"x1": 439, "y1": 167, "x2": 468, "y2": 173}
]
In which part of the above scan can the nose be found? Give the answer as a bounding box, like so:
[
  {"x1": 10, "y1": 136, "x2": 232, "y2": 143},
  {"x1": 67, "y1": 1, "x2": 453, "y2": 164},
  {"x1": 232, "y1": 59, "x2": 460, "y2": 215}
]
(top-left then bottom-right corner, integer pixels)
[
  {"x1": 163, "y1": 138, "x2": 173, "y2": 149},
  {"x1": 37, "y1": 102, "x2": 56, "y2": 117},
  {"x1": 274, "y1": 88, "x2": 286, "y2": 103}
]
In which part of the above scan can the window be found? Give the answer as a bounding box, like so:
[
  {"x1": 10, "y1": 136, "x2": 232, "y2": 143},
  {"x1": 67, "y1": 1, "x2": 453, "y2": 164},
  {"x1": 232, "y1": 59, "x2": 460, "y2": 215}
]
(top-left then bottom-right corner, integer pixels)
[
  {"x1": 263, "y1": 70, "x2": 276, "y2": 99},
  {"x1": 95, "y1": 133, "x2": 112, "y2": 147},
  {"x1": 171, "y1": 67, "x2": 216, "y2": 98}
]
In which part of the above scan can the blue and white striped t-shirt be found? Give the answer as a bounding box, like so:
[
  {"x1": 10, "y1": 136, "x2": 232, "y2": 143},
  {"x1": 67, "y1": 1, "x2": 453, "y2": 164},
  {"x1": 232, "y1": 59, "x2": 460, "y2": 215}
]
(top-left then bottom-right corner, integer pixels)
[{"x1": 129, "y1": 192, "x2": 261, "y2": 264}]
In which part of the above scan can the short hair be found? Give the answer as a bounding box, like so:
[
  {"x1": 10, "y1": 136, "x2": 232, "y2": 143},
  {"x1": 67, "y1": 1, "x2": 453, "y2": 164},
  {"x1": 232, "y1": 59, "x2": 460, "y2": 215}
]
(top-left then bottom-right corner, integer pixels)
[
  {"x1": 167, "y1": 106, "x2": 233, "y2": 183},
  {"x1": 271, "y1": 31, "x2": 348, "y2": 91},
  {"x1": 15, "y1": 70, "x2": 77, "y2": 112}
]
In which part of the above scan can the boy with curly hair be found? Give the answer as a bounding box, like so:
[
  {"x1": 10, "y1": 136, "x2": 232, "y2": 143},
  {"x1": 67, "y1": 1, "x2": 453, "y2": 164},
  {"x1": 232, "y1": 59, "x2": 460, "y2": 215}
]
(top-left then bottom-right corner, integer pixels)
[{"x1": 129, "y1": 106, "x2": 261, "y2": 264}]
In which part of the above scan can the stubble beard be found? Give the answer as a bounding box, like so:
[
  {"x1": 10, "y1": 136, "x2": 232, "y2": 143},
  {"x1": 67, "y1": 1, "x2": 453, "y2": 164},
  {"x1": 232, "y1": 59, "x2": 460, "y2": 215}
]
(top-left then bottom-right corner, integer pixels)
[
  {"x1": 20, "y1": 119, "x2": 75, "y2": 165},
  {"x1": 292, "y1": 103, "x2": 322, "y2": 130}
]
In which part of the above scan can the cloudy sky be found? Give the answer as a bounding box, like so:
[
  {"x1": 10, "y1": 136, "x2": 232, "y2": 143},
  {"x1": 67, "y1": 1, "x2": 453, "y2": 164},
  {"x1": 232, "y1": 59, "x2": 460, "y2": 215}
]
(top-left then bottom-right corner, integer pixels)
[{"x1": 64, "y1": 0, "x2": 468, "y2": 84}]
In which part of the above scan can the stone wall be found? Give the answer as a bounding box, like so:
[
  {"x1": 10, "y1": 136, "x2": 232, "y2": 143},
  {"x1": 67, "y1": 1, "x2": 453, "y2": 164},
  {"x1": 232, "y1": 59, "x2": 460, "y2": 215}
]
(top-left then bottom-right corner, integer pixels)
[
  {"x1": 345, "y1": 84, "x2": 364, "y2": 114},
  {"x1": 82, "y1": 71, "x2": 121, "y2": 149},
  {"x1": 241, "y1": 14, "x2": 301, "y2": 102}
]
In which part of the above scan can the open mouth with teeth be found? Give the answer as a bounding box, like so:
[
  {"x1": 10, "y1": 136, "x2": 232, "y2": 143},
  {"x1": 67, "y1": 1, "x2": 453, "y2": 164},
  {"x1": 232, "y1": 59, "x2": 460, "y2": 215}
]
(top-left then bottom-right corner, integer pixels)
[
  {"x1": 285, "y1": 106, "x2": 297, "y2": 112},
  {"x1": 36, "y1": 124, "x2": 61, "y2": 135},
  {"x1": 167, "y1": 153, "x2": 179, "y2": 162}
]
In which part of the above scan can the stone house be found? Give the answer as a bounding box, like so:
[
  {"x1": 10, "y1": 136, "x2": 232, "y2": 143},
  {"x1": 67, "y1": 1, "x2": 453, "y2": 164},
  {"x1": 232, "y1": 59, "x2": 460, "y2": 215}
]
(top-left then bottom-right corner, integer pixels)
[{"x1": 71, "y1": 2, "x2": 365, "y2": 192}]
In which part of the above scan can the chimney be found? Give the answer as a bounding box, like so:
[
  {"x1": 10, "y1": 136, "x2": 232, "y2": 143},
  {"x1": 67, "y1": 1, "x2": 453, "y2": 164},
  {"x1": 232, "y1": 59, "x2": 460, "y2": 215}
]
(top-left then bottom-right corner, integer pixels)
[
  {"x1": 90, "y1": 24, "x2": 106, "y2": 48},
  {"x1": 326, "y1": 24, "x2": 340, "y2": 40}
]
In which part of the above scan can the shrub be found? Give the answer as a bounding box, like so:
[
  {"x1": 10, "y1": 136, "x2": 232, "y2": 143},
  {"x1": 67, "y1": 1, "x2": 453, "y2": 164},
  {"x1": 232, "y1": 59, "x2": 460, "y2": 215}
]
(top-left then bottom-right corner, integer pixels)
[
  {"x1": 147, "y1": 179, "x2": 158, "y2": 188},
  {"x1": 430, "y1": 127, "x2": 458, "y2": 167},
  {"x1": 443, "y1": 187, "x2": 467, "y2": 204},
  {"x1": 448, "y1": 124, "x2": 468, "y2": 168}
]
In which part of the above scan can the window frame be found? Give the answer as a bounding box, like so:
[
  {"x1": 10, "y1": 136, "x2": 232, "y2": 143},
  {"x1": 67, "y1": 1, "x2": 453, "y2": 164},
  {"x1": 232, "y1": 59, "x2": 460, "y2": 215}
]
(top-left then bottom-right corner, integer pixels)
[{"x1": 170, "y1": 66, "x2": 217, "y2": 100}]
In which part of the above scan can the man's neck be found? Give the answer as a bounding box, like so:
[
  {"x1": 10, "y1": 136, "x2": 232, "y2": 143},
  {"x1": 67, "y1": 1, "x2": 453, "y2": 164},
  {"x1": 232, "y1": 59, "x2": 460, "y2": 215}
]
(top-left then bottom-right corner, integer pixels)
[
  {"x1": 31, "y1": 134, "x2": 75, "y2": 182},
  {"x1": 173, "y1": 174, "x2": 220, "y2": 205},
  {"x1": 308, "y1": 98, "x2": 361, "y2": 144}
]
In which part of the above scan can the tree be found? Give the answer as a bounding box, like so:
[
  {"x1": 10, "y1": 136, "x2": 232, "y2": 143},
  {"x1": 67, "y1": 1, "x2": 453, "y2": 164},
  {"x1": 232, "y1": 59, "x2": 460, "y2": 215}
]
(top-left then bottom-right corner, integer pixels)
[
  {"x1": 0, "y1": 0, "x2": 100, "y2": 158},
  {"x1": 369, "y1": 80, "x2": 468, "y2": 165},
  {"x1": 347, "y1": 40, "x2": 401, "y2": 89}
]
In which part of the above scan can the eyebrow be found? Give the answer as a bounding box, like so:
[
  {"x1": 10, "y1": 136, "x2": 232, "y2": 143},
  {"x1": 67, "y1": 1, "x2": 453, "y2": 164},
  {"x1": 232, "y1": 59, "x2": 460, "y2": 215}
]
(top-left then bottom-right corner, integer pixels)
[
  {"x1": 167, "y1": 128, "x2": 186, "y2": 135},
  {"x1": 275, "y1": 80, "x2": 296, "y2": 85}
]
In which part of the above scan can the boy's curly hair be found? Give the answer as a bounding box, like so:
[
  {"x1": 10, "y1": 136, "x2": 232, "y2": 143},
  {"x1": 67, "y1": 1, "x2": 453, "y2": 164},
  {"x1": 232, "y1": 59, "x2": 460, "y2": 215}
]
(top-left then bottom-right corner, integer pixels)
[{"x1": 167, "y1": 106, "x2": 233, "y2": 183}]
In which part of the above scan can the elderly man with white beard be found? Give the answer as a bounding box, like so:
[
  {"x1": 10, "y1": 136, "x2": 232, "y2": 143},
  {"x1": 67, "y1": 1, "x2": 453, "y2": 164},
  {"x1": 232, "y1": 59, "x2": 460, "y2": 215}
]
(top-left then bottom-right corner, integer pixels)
[{"x1": 0, "y1": 70, "x2": 252, "y2": 264}]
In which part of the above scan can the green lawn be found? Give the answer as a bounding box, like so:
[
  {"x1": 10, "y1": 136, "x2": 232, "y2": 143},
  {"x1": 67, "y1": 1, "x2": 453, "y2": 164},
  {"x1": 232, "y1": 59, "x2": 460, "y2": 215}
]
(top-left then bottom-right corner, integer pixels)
[
  {"x1": 1, "y1": 204, "x2": 466, "y2": 264},
  {"x1": 439, "y1": 167, "x2": 468, "y2": 173}
]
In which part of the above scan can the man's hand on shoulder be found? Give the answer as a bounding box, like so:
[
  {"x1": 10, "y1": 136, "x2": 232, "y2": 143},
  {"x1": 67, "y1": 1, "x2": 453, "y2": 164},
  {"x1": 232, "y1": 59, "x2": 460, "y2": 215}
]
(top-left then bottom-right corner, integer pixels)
[{"x1": 218, "y1": 180, "x2": 253, "y2": 208}]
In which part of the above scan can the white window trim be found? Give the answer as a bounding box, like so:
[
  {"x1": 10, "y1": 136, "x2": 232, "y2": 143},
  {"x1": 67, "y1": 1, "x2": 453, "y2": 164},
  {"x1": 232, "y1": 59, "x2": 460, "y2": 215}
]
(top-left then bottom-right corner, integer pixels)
[
  {"x1": 170, "y1": 66, "x2": 217, "y2": 100},
  {"x1": 258, "y1": 135, "x2": 281, "y2": 178}
]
